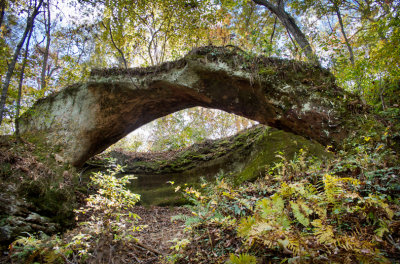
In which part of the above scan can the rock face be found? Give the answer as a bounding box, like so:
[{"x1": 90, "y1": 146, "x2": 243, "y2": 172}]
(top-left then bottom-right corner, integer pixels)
[
  {"x1": 0, "y1": 190, "x2": 58, "y2": 246},
  {"x1": 88, "y1": 125, "x2": 330, "y2": 205},
  {"x1": 19, "y1": 46, "x2": 358, "y2": 167},
  {"x1": 0, "y1": 137, "x2": 78, "y2": 248}
]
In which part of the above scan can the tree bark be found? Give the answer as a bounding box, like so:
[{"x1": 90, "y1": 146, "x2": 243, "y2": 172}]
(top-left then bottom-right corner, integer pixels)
[
  {"x1": 40, "y1": 0, "x2": 51, "y2": 90},
  {"x1": 16, "y1": 26, "x2": 34, "y2": 137},
  {"x1": 0, "y1": 0, "x2": 5, "y2": 30},
  {"x1": 0, "y1": 0, "x2": 44, "y2": 126},
  {"x1": 270, "y1": 17, "x2": 277, "y2": 44},
  {"x1": 252, "y1": 0, "x2": 319, "y2": 65},
  {"x1": 334, "y1": 3, "x2": 355, "y2": 66},
  {"x1": 101, "y1": 21, "x2": 128, "y2": 68}
]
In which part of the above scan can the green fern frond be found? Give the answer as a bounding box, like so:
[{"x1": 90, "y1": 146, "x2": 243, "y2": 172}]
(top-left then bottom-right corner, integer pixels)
[
  {"x1": 227, "y1": 253, "x2": 257, "y2": 264},
  {"x1": 312, "y1": 219, "x2": 335, "y2": 244},
  {"x1": 171, "y1": 214, "x2": 190, "y2": 222},
  {"x1": 290, "y1": 201, "x2": 310, "y2": 227},
  {"x1": 237, "y1": 216, "x2": 256, "y2": 238}
]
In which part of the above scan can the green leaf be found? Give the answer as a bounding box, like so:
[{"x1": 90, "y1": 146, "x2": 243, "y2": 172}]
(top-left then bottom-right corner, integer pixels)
[{"x1": 290, "y1": 201, "x2": 309, "y2": 227}]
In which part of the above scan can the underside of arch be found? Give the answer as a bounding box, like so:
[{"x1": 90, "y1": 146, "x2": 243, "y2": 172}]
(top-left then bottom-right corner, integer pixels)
[{"x1": 19, "y1": 46, "x2": 359, "y2": 167}]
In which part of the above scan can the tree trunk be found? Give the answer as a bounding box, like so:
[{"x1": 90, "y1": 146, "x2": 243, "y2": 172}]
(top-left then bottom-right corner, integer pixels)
[
  {"x1": 16, "y1": 27, "x2": 34, "y2": 137},
  {"x1": 0, "y1": 0, "x2": 44, "y2": 126},
  {"x1": 331, "y1": 1, "x2": 365, "y2": 102},
  {"x1": 0, "y1": 0, "x2": 5, "y2": 30},
  {"x1": 334, "y1": 3, "x2": 354, "y2": 66},
  {"x1": 101, "y1": 21, "x2": 128, "y2": 68},
  {"x1": 40, "y1": 0, "x2": 51, "y2": 90},
  {"x1": 252, "y1": 0, "x2": 319, "y2": 65}
]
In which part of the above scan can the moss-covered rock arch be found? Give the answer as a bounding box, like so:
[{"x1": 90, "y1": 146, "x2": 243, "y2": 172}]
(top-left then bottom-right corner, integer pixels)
[{"x1": 19, "y1": 46, "x2": 358, "y2": 166}]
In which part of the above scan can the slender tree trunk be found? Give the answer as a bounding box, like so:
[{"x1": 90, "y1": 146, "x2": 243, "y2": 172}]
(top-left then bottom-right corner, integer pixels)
[
  {"x1": 252, "y1": 0, "x2": 319, "y2": 65},
  {"x1": 0, "y1": 0, "x2": 5, "y2": 30},
  {"x1": 270, "y1": 17, "x2": 277, "y2": 44},
  {"x1": 0, "y1": 0, "x2": 43, "y2": 127},
  {"x1": 16, "y1": 27, "x2": 34, "y2": 137},
  {"x1": 331, "y1": 2, "x2": 365, "y2": 102},
  {"x1": 268, "y1": 16, "x2": 278, "y2": 56},
  {"x1": 379, "y1": 77, "x2": 386, "y2": 110},
  {"x1": 40, "y1": 0, "x2": 51, "y2": 90},
  {"x1": 101, "y1": 21, "x2": 128, "y2": 68},
  {"x1": 334, "y1": 3, "x2": 354, "y2": 66}
]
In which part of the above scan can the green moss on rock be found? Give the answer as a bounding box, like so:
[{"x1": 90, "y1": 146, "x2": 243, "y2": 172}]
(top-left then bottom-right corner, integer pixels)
[
  {"x1": 90, "y1": 126, "x2": 331, "y2": 205},
  {"x1": 234, "y1": 129, "x2": 330, "y2": 184}
]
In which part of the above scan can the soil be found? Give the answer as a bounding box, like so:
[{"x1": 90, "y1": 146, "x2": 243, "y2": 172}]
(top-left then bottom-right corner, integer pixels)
[
  {"x1": 128, "y1": 206, "x2": 191, "y2": 263},
  {"x1": 86, "y1": 205, "x2": 191, "y2": 264},
  {"x1": 0, "y1": 205, "x2": 191, "y2": 264}
]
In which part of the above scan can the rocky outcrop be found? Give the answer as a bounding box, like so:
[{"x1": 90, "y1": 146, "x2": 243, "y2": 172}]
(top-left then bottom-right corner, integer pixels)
[
  {"x1": 0, "y1": 189, "x2": 58, "y2": 246},
  {"x1": 19, "y1": 46, "x2": 361, "y2": 167},
  {"x1": 88, "y1": 125, "x2": 330, "y2": 205},
  {"x1": 0, "y1": 137, "x2": 79, "y2": 248}
]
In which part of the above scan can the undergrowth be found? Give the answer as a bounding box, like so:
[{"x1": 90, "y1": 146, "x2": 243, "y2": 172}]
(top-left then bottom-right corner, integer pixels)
[
  {"x1": 168, "y1": 129, "x2": 400, "y2": 263},
  {"x1": 7, "y1": 110, "x2": 400, "y2": 264},
  {"x1": 9, "y1": 159, "x2": 143, "y2": 263}
]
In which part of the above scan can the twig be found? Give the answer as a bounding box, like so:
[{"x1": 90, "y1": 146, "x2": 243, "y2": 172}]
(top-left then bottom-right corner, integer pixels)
[
  {"x1": 207, "y1": 228, "x2": 214, "y2": 249},
  {"x1": 133, "y1": 241, "x2": 162, "y2": 256}
]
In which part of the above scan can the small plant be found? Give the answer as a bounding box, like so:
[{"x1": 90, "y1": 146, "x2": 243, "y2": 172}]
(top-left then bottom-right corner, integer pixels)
[
  {"x1": 75, "y1": 161, "x2": 141, "y2": 241},
  {"x1": 10, "y1": 232, "x2": 66, "y2": 263},
  {"x1": 227, "y1": 253, "x2": 257, "y2": 264},
  {"x1": 167, "y1": 146, "x2": 399, "y2": 263},
  {"x1": 10, "y1": 160, "x2": 143, "y2": 263}
]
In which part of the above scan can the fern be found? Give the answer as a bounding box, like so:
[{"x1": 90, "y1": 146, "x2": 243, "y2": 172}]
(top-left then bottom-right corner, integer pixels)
[
  {"x1": 227, "y1": 253, "x2": 257, "y2": 264},
  {"x1": 171, "y1": 213, "x2": 203, "y2": 226},
  {"x1": 374, "y1": 220, "x2": 390, "y2": 237},
  {"x1": 287, "y1": 237, "x2": 301, "y2": 256},
  {"x1": 290, "y1": 201, "x2": 310, "y2": 227},
  {"x1": 249, "y1": 221, "x2": 274, "y2": 237},
  {"x1": 237, "y1": 216, "x2": 256, "y2": 238},
  {"x1": 312, "y1": 219, "x2": 335, "y2": 244}
]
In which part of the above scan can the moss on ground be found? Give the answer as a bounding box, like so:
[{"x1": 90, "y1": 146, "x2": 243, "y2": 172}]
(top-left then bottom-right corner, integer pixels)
[
  {"x1": 90, "y1": 126, "x2": 330, "y2": 205},
  {"x1": 235, "y1": 129, "x2": 331, "y2": 184},
  {"x1": 0, "y1": 135, "x2": 83, "y2": 243}
]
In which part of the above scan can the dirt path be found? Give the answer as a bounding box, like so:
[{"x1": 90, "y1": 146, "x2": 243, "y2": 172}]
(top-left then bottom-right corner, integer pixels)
[
  {"x1": 1, "y1": 206, "x2": 190, "y2": 264},
  {"x1": 120, "y1": 206, "x2": 190, "y2": 263}
]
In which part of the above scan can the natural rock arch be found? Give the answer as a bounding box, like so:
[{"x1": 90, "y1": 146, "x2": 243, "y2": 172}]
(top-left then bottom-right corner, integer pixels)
[{"x1": 19, "y1": 46, "x2": 357, "y2": 166}]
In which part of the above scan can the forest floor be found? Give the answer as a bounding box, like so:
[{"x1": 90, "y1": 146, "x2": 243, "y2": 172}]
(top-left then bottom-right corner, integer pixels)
[
  {"x1": 0, "y1": 136, "x2": 193, "y2": 264},
  {"x1": 1, "y1": 205, "x2": 191, "y2": 264},
  {"x1": 2, "y1": 113, "x2": 400, "y2": 264},
  {"x1": 126, "y1": 206, "x2": 190, "y2": 264}
]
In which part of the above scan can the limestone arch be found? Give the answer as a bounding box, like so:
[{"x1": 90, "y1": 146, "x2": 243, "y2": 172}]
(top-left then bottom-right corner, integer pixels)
[{"x1": 20, "y1": 46, "x2": 351, "y2": 166}]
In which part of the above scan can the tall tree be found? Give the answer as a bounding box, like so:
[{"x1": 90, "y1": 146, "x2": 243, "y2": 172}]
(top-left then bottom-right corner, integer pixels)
[
  {"x1": 333, "y1": 1, "x2": 354, "y2": 66},
  {"x1": 0, "y1": 0, "x2": 5, "y2": 30},
  {"x1": 252, "y1": 0, "x2": 319, "y2": 64},
  {"x1": 40, "y1": 0, "x2": 51, "y2": 90},
  {"x1": 0, "y1": 0, "x2": 44, "y2": 126},
  {"x1": 16, "y1": 26, "x2": 34, "y2": 137},
  {"x1": 89, "y1": 0, "x2": 221, "y2": 67}
]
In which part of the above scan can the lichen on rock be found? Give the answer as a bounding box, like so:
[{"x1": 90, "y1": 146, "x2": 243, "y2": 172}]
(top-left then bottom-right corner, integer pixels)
[{"x1": 19, "y1": 46, "x2": 362, "y2": 167}]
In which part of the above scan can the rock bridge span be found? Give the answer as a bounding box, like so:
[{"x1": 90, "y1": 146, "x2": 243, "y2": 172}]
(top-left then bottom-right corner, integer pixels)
[{"x1": 20, "y1": 46, "x2": 355, "y2": 166}]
